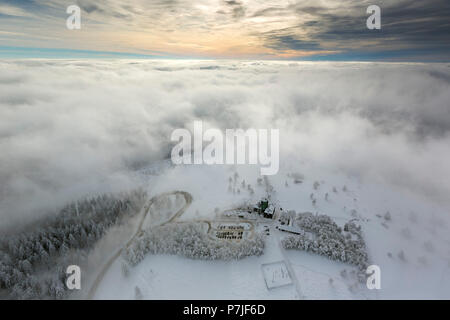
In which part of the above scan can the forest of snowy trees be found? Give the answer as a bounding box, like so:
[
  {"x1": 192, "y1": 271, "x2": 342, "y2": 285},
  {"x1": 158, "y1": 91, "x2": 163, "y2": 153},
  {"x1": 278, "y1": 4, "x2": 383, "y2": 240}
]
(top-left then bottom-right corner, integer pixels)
[
  {"x1": 0, "y1": 189, "x2": 147, "y2": 299},
  {"x1": 281, "y1": 212, "x2": 369, "y2": 276},
  {"x1": 123, "y1": 222, "x2": 265, "y2": 266}
]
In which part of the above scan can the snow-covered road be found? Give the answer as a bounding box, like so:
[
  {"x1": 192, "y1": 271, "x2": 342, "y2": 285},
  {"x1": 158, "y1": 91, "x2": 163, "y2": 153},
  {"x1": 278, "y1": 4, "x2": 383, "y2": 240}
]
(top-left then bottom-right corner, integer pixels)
[{"x1": 87, "y1": 191, "x2": 192, "y2": 299}]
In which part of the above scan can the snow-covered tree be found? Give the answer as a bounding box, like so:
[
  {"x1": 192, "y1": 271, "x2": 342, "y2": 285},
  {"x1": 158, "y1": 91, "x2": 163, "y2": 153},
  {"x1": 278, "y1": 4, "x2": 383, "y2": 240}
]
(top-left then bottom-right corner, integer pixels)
[
  {"x1": 0, "y1": 188, "x2": 147, "y2": 299},
  {"x1": 123, "y1": 223, "x2": 265, "y2": 266},
  {"x1": 281, "y1": 213, "x2": 369, "y2": 278}
]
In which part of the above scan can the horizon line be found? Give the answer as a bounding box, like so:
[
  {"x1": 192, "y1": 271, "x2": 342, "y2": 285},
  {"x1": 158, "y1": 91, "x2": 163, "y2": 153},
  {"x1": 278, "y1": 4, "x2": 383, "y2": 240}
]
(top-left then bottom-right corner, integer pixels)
[{"x1": 0, "y1": 46, "x2": 449, "y2": 63}]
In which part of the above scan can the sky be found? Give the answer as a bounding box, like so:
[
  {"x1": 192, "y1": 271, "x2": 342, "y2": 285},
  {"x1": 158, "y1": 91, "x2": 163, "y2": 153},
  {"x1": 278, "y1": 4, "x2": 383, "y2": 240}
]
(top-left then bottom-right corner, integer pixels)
[{"x1": 0, "y1": 0, "x2": 449, "y2": 61}]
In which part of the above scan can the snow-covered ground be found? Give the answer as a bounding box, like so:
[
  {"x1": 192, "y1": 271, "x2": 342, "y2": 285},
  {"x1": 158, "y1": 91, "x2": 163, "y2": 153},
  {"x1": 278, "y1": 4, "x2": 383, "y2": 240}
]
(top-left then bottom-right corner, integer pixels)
[{"x1": 92, "y1": 159, "x2": 450, "y2": 299}]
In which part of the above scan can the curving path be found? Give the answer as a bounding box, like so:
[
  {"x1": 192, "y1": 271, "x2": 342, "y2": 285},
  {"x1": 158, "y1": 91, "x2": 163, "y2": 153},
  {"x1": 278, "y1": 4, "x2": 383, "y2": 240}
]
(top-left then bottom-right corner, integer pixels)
[{"x1": 87, "y1": 191, "x2": 192, "y2": 299}]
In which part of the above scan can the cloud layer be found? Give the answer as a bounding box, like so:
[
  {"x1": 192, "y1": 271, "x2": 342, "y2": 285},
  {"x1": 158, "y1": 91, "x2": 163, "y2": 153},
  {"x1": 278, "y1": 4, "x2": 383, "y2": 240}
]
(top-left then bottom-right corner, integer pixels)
[{"x1": 0, "y1": 60, "x2": 450, "y2": 228}]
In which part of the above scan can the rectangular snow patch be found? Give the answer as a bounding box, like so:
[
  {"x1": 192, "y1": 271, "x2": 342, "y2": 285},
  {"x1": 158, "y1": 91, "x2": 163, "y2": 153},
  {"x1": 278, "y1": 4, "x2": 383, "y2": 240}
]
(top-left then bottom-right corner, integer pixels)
[{"x1": 261, "y1": 261, "x2": 293, "y2": 290}]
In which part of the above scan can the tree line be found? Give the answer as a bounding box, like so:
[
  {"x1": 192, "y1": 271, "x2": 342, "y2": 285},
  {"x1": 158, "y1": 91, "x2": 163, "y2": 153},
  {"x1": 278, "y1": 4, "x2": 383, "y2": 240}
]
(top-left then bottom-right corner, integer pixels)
[
  {"x1": 0, "y1": 189, "x2": 146, "y2": 299},
  {"x1": 280, "y1": 211, "x2": 369, "y2": 279},
  {"x1": 123, "y1": 222, "x2": 265, "y2": 266}
]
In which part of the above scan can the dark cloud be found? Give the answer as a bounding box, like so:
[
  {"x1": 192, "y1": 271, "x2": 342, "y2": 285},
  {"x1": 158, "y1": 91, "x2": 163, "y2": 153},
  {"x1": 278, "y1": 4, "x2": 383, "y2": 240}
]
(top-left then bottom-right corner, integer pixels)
[
  {"x1": 287, "y1": 1, "x2": 450, "y2": 57},
  {"x1": 77, "y1": 2, "x2": 102, "y2": 14},
  {"x1": 224, "y1": 0, "x2": 241, "y2": 6},
  {"x1": 222, "y1": 0, "x2": 246, "y2": 20},
  {"x1": 263, "y1": 34, "x2": 321, "y2": 51},
  {"x1": 248, "y1": 1, "x2": 449, "y2": 59},
  {"x1": 252, "y1": 7, "x2": 288, "y2": 18}
]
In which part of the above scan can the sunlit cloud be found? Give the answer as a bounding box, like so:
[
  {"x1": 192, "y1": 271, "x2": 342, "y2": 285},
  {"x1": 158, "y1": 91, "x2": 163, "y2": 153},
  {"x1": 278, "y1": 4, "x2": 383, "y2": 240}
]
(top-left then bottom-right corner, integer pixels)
[{"x1": 0, "y1": 0, "x2": 448, "y2": 60}]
